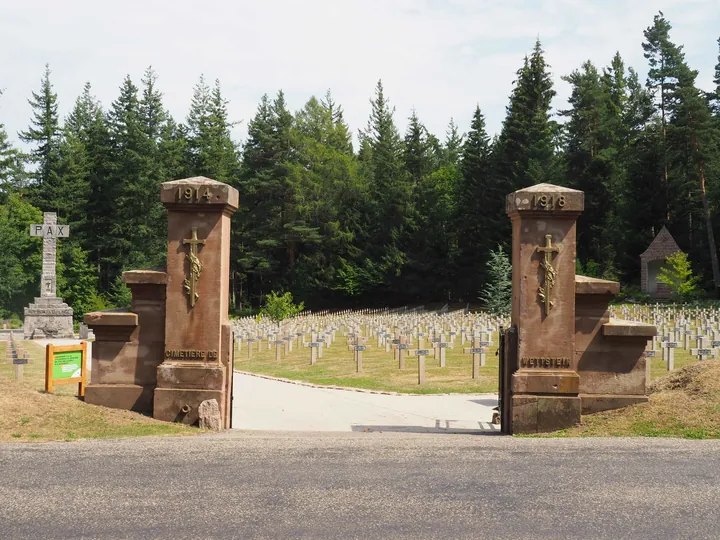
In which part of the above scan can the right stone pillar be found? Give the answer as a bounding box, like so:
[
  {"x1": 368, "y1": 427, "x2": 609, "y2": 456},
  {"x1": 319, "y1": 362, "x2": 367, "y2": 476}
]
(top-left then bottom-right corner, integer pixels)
[{"x1": 505, "y1": 183, "x2": 584, "y2": 433}]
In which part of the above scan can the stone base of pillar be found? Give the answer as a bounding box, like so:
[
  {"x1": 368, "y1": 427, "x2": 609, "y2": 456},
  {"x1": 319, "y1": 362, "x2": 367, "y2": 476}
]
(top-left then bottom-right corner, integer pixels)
[
  {"x1": 153, "y1": 363, "x2": 227, "y2": 426},
  {"x1": 23, "y1": 297, "x2": 74, "y2": 339},
  {"x1": 511, "y1": 395, "x2": 582, "y2": 434},
  {"x1": 85, "y1": 384, "x2": 154, "y2": 413}
]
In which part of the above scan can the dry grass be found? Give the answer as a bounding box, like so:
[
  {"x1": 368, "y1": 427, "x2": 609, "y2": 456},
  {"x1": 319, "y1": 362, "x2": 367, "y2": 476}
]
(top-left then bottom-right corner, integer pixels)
[
  {"x1": 235, "y1": 333, "x2": 499, "y2": 394},
  {"x1": 557, "y1": 361, "x2": 720, "y2": 439},
  {"x1": 0, "y1": 340, "x2": 200, "y2": 443}
]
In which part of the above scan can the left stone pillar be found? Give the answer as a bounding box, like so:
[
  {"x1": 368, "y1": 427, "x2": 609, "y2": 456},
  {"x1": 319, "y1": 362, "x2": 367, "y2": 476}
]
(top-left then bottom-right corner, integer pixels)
[{"x1": 154, "y1": 177, "x2": 239, "y2": 428}]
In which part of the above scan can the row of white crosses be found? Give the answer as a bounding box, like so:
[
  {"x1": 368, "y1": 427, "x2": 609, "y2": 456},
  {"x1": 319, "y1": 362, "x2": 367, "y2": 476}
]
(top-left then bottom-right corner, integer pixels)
[
  {"x1": 611, "y1": 304, "x2": 720, "y2": 369},
  {"x1": 231, "y1": 310, "x2": 509, "y2": 384}
]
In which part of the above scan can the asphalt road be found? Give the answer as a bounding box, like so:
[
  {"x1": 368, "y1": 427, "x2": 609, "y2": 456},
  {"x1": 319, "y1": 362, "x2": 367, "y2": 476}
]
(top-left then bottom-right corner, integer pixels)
[{"x1": 1, "y1": 432, "x2": 719, "y2": 539}]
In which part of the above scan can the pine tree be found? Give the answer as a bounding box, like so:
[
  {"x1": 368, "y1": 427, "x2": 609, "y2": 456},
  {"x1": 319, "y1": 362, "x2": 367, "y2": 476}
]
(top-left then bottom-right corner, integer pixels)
[
  {"x1": 185, "y1": 76, "x2": 237, "y2": 183},
  {"x1": 403, "y1": 110, "x2": 430, "y2": 187},
  {"x1": 0, "y1": 91, "x2": 26, "y2": 197},
  {"x1": 285, "y1": 93, "x2": 362, "y2": 305},
  {"x1": 493, "y1": 40, "x2": 559, "y2": 191},
  {"x1": 666, "y1": 47, "x2": 720, "y2": 289},
  {"x1": 480, "y1": 245, "x2": 512, "y2": 315},
  {"x1": 642, "y1": 12, "x2": 684, "y2": 222},
  {"x1": 560, "y1": 61, "x2": 618, "y2": 274},
  {"x1": 443, "y1": 118, "x2": 464, "y2": 166},
  {"x1": 102, "y1": 75, "x2": 164, "y2": 287},
  {"x1": 357, "y1": 80, "x2": 409, "y2": 300},
  {"x1": 236, "y1": 92, "x2": 298, "y2": 305},
  {"x1": 18, "y1": 64, "x2": 61, "y2": 209},
  {"x1": 0, "y1": 193, "x2": 43, "y2": 318},
  {"x1": 712, "y1": 38, "x2": 720, "y2": 115},
  {"x1": 455, "y1": 105, "x2": 493, "y2": 298}
]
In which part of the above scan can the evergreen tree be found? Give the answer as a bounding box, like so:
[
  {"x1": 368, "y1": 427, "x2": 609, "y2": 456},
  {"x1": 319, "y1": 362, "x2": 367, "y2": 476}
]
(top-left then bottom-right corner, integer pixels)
[
  {"x1": 0, "y1": 91, "x2": 26, "y2": 197},
  {"x1": 18, "y1": 64, "x2": 61, "y2": 209},
  {"x1": 0, "y1": 193, "x2": 43, "y2": 318},
  {"x1": 357, "y1": 80, "x2": 409, "y2": 300},
  {"x1": 480, "y1": 245, "x2": 512, "y2": 315},
  {"x1": 236, "y1": 91, "x2": 297, "y2": 305},
  {"x1": 712, "y1": 38, "x2": 720, "y2": 115},
  {"x1": 403, "y1": 110, "x2": 430, "y2": 187},
  {"x1": 666, "y1": 43, "x2": 720, "y2": 289},
  {"x1": 443, "y1": 118, "x2": 464, "y2": 166},
  {"x1": 560, "y1": 60, "x2": 619, "y2": 275},
  {"x1": 455, "y1": 105, "x2": 493, "y2": 298},
  {"x1": 102, "y1": 75, "x2": 164, "y2": 288},
  {"x1": 642, "y1": 12, "x2": 684, "y2": 222},
  {"x1": 185, "y1": 76, "x2": 237, "y2": 182},
  {"x1": 493, "y1": 40, "x2": 559, "y2": 191}
]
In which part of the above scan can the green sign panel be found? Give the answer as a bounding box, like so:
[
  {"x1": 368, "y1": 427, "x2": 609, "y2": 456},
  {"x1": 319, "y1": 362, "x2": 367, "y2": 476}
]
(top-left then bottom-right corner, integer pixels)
[{"x1": 52, "y1": 351, "x2": 83, "y2": 379}]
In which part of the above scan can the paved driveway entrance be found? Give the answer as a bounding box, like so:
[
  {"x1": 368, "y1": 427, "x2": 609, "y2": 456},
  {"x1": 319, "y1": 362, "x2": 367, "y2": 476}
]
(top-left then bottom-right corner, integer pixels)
[{"x1": 231, "y1": 372, "x2": 499, "y2": 433}]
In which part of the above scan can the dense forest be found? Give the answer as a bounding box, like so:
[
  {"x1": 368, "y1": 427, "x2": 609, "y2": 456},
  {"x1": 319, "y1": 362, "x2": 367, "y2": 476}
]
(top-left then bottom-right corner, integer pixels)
[{"x1": 1, "y1": 13, "x2": 720, "y2": 319}]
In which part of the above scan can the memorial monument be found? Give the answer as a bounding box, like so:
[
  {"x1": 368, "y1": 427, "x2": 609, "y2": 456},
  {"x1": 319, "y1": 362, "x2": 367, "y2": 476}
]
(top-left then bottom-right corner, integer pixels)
[{"x1": 23, "y1": 212, "x2": 74, "y2": 339}]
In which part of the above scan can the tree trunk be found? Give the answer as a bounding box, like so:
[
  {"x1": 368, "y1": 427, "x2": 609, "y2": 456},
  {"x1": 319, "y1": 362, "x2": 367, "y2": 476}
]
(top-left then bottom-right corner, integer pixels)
[
  {"x1": 659, "y1": 59, "x2": 670, "y2": 222},
  {"x1": 692, "y1": 134, "x2": 720, "y2": 289}
]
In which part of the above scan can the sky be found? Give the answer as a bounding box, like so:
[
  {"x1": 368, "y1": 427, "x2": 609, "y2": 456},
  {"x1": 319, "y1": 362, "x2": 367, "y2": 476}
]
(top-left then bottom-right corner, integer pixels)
[{"x1": 1, "y1": 0, "x2": 719, "y2": 149}]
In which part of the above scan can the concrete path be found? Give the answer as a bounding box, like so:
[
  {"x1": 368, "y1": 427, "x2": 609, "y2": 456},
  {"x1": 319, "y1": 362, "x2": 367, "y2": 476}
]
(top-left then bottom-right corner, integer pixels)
[{"x1": 232, "y1": 372, "x2": 499, "y2": 433}]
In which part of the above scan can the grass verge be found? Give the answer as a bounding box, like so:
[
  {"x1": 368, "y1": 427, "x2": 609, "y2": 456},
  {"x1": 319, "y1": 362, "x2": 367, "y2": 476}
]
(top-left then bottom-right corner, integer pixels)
[
  {"x1": 549, "y1": 361, "x2": 720, "y2": 439},
  {"x1": 0, "y1": 340, "x2": 200, "y2": 443}
]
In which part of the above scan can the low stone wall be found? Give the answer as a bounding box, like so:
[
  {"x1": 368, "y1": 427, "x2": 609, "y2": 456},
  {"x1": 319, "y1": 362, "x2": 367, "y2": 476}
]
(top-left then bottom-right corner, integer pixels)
[
  {"x1": 575, "y1": 276, "x2": 655, "y2": 414},
  {"x1": 84, "y1": 271, "x2": 167, "y2": 414}
]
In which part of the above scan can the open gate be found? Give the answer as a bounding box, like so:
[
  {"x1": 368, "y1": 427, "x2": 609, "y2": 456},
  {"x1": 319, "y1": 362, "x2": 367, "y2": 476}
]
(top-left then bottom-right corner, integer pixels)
[{"x1": 497, "y1": 325, "x2": 517, "y2": 434}]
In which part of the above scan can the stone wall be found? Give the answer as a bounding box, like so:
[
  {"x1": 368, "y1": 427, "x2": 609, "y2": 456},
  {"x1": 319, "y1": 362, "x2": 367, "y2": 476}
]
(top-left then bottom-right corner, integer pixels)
[{"x1": 575, "y1": 275, "x2": 655, "y2": 413}]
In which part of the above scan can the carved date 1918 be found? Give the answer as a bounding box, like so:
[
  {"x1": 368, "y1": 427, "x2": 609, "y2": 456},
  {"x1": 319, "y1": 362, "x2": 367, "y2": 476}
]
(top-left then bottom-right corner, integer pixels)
[{"x1": 532, "y1": 194, "x2": 566, "y2": 210}]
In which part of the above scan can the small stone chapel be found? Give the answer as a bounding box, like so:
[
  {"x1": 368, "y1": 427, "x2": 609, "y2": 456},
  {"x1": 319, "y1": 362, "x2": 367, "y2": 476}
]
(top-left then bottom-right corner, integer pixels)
[{"x1": 640, "y1": 226, "x2": 682, "y2": 299}]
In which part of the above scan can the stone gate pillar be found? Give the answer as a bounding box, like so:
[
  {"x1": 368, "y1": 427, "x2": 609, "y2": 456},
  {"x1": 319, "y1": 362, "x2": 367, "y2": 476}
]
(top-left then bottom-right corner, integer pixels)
[
  {"x1": 154, "y1": 177, "x2": 239, "y2": 427},
  {"x1": 505, "y1": 183, "x2": 584, "y2": 433}
]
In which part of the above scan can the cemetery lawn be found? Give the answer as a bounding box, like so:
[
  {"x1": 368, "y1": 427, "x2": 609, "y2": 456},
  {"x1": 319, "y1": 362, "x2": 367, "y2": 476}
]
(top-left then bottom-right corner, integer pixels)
[
  {"x1": 552, "y1": 361, "x2": 720, "y2": 439},
  {"x1": 0, "y1": 341, "x2": 200, "y2": 442},
  {"x1": 234, "y1": 335, "x2": 500, "y2": 394}
]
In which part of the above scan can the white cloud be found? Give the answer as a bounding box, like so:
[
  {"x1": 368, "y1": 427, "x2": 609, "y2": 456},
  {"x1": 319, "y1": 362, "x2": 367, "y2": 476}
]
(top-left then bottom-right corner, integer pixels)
[{"x1": 0, "y1": 0, "x2": 718, "y2": 150}]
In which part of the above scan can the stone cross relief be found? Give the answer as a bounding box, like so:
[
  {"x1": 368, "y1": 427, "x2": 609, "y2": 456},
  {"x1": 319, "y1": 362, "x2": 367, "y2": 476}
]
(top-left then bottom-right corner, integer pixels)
[
  {"x1": 536, "y1": 234, "x2": 560, "y2": 316},
  {"x1": 182, "y1": 227, "x2": 205, "y2": 308}
]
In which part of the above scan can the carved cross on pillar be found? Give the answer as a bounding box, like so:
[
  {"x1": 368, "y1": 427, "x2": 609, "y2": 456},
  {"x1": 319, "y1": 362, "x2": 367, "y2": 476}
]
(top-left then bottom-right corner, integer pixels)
[
  {"x1": 536, "y1": 234, "x2": 560, "y2": 316},
  {"x1": 182, "y1": 227, "x2": 205, "y2": 308}
]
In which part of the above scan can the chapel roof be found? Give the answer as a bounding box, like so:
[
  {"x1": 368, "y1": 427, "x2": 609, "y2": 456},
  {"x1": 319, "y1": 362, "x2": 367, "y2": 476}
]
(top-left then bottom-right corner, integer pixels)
[{"x1": 640, "y1": 226, "x2": 682, "y2": 260}]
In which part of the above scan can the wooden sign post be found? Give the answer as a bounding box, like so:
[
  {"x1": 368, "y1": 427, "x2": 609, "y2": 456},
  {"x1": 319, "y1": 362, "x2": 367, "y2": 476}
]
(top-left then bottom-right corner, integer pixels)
[{"x1": 45, "y1": 342, "x2": 88, "y2": 396}]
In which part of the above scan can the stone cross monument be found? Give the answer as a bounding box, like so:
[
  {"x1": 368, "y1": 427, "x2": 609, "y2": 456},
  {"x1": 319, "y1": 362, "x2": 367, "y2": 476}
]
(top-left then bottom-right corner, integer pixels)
[{"x1": 24, "y1": 212, "x2": 74, "y2": 339}]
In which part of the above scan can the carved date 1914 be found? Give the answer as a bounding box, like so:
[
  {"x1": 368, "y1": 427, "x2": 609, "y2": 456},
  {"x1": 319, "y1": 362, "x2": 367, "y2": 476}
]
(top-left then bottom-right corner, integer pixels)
[{"x1": 177, "y1": 186, "x2": 213, "y2": 202}]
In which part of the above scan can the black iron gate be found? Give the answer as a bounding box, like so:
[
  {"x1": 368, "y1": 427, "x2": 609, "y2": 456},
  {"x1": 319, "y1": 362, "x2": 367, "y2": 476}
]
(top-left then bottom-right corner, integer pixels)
[{"x1": 498, "y1": 325, "x2": 518, "y2": 434}]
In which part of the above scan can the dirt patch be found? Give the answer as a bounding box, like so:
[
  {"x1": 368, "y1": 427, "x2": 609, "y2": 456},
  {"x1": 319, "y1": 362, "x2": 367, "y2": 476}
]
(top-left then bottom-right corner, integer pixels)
[
  {"x1": 555, "y1": 361, "x2": 720, "y2": 439},
  {"x1": 648, "y1": 361, "x2": 716, "y2": 394}
]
